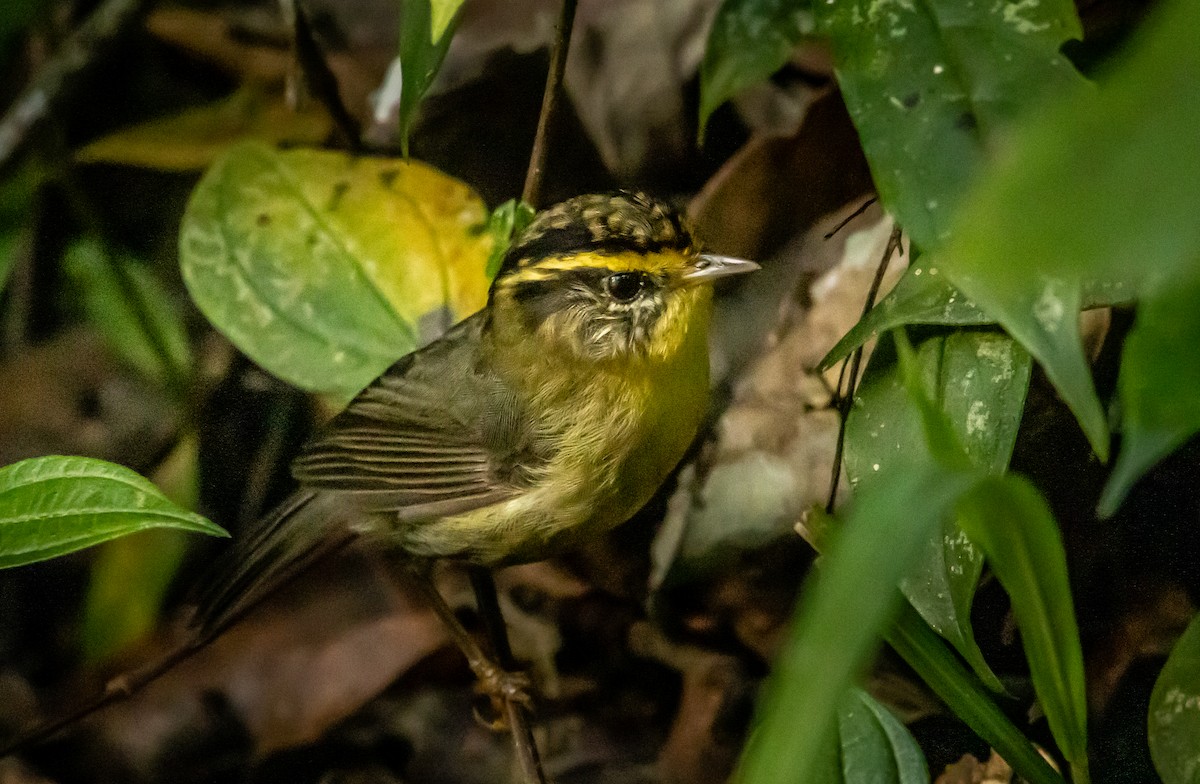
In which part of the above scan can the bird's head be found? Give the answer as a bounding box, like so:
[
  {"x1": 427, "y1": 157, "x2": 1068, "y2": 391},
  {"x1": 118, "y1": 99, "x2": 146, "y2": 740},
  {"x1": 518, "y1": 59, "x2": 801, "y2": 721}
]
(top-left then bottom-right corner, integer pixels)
[{"x1": 487, "y1": 192, "x2": 758, "y2": 364}]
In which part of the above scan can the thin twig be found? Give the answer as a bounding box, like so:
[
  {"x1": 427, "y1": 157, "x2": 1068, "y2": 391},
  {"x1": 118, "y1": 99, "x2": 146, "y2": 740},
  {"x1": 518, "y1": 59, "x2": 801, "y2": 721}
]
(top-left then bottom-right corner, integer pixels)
[
  {"x1": 0, "y1": 638, "x2": 205, "y2": 759},
  {"x1": 825, "y1": 223, "x2": 904, "y2": 514},
  {"x1": 0, "y1": 0, "x2": 153, "y2": 171},
  {"x1": 823, "y1": 197, "x2": 877, "y2": 240},
  {"x1": 291, "y1": 0, "x2": 363, "y2": 151},
  {"x1": 521, "y1": 0, "x2": 579, "y2": 208},
  {"x1": 468, "y1": 567, "x2": 547, "y2": 784}
]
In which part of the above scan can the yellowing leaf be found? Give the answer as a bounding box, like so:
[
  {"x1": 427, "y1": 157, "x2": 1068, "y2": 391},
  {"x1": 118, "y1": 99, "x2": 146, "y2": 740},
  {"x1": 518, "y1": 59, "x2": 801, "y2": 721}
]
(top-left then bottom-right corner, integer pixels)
[
  {"x1": 180, "y1": 142, "x2": 493, "y2": 400},
  {"x1": 76, "y1": 87, "x2": 332, "y2": 171}
]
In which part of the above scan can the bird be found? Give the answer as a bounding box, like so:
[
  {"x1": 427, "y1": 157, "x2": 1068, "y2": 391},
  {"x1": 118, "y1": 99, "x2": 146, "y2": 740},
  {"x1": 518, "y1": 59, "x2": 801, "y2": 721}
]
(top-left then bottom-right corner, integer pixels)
[{"x1": 190, "y1": 190, "x2": 759, "y2": 706}]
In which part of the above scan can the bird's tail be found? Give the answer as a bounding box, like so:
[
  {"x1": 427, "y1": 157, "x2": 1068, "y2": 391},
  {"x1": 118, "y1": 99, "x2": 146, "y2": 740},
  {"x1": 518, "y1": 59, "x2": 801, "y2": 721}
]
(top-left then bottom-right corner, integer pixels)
[{"x1": 188, "y1": 490, "x2": 357, "y2": 641}]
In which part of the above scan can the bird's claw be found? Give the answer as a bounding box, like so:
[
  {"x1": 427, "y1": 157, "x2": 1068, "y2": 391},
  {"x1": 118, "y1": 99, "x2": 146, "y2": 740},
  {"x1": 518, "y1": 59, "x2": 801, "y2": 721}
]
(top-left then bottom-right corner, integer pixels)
[{"x1": 470, "y1": 661, "x2": 533, "y2": 730}]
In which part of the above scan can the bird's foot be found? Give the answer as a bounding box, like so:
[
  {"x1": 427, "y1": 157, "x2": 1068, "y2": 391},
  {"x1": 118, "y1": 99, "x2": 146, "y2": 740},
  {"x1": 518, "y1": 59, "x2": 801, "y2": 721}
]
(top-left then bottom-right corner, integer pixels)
[{"x1": 470, "y1": 660, "x2": 533, "y2": 730}]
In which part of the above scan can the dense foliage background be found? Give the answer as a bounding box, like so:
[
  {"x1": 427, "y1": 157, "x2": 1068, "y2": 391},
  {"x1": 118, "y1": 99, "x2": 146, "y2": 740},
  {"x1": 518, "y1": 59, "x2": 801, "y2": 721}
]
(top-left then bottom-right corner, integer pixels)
[{"x1": 0, "y1": 0, "x2": 1197, "y2": 782}]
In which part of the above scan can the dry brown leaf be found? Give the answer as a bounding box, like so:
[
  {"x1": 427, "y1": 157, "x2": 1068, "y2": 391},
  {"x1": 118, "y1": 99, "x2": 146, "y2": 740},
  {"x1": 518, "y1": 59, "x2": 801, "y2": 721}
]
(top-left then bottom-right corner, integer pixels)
[
  {"x1": 936, "y1": 752, "x2": 1015, "y2": 784},
  {"x1": 95, "y1": 552, "x2": 447, "y2": 760}
]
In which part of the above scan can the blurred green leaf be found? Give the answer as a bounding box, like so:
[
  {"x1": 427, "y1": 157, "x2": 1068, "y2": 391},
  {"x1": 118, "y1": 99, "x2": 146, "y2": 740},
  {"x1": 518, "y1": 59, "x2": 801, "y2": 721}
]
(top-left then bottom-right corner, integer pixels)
[
  {"x1": 1149, "y1": 613, "x2": 1200, "y2": 784},
  {"x1": 81, "y1": 437, "x2": 199, "y2": 662},
  {"x1": 83, "y1": 528, "x2": 188, "y2": 661},
  {"x1": 0, "y1": 231, "x2": 18, "y2": 294},
  {"x1": 886, "y1": 603, "x2": 1066, "y2": 784},
  {"x1": 698, "y1": 0, "x2": 813, "y2": 139},
  {"x1": 0, "y1": 163, "x2": 39, "y2": 295},
  {"x1": 179, "y1": 142, "x2": 492, "y2": 400},
  {"x1": 0, "y1": 0, "x2": 42, "y2": 56},
  {"x1": 485, "y1": 198, "x2": 535, "y2": 279},
  {"x1": 429, "y1": 0, "x2": 466, "y2": 42},
  {"x1": 849, "y1": 330, "x2": 1028, "y2": 692},
  {"x1": 938, "y1": 0, "x2": 1200, "y2": 462},
  {"x1": 1101, "y1": 272, "x2": 1200, "y2": 515},
  {"x1": 397, "y1": 0, "x2": 459, "y2": 155},
  {"x1": 833, "y1": 687, "x2": 928, "y2": 783},
  {"x1": 814, "y1": 0, "x2": 1083, "y2": 250},
  {"x1": 736, "y1": 451, "x2": 974, "y2": 783},
  {"x1": 0, "y1": 456, "x2": 226, "y2": 570},
  {"x1": 956, "y1": 475, "x2": 1089, "y2": 782},
  {"x1": 65, "y1": 238, "x2": 192, "y2": 390}
]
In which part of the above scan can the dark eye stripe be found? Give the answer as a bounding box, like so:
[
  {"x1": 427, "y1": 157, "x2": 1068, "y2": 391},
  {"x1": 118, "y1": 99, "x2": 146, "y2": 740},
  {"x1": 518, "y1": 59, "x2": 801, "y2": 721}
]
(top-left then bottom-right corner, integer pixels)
[{"x1": 506, "y1": 267, "x2": 661, "y2": 331}]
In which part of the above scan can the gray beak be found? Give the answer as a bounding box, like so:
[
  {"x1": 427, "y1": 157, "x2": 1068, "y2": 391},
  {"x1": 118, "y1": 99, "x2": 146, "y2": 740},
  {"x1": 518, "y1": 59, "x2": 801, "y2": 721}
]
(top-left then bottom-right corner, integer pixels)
[{"x1": 680, "y1": 253, "x2": 761, "y2": 285}]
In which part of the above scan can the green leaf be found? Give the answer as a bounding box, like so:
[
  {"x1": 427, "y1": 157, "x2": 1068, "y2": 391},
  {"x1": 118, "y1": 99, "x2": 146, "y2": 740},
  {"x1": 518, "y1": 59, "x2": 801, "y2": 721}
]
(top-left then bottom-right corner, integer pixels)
[
  {"x1": 0, "y1": 163, "x2": 39, "y2": 296},
  {"x1": 956, "y1": 475, "x2": 1089, "y2": 782},
  {"x1": 484, "y1": 198, "x2": 536, "y2": 280},
  {"x1": 397, "y1": 0, "x2": 459, "y2": 155},
  {"x1": 814, "y1": 0, "x2": 1083, "y2": 251},
  {"x1": 847, "y1": 330, "x2": 1029, "y2": 692},
  {"x1": 886, "y1": 604, "x2": 1066, "y2": 784},
  {"x1": 0, "y1": 0, "x2": 42, "y2": 55},
  {"x1": 736, "y1": 453, "x2": 975, "y2": 784},
  {"x1": 0, "y1": 456, "x2": 226, "y2": 570},
  {"x1": 821, "y1": 257, "x2": 991, "y2": 370},
  {"x1": 81, "y1": 437, "x2": 199, "y2": 662},
  {"x1": 83, "y1": 529, "x2": 189, "y2": 661},
  {"x1": 65, "y1": 239, "x2": 193, "y2": 390},
  {"x1": 1100, "y1": 272, "x2": 1200, "y2": 515},
  {"x1": 0, "y1": 231, "x2": 18, "y2": 294},
  {"x1": 938, "y1": 0, "x2": 1200, "y2": 462},
  {"x1": 834, "y1": 687, "x2": 928, "y2": 783},
  {"x1": 429, "y1": 0, "x2": 466, "y2": 43},
  {"x1": 1149, "y1": 613, "x2": 1200, "y2": 784},
  {"x1": 179, "y1": 142, "x2": 493, "y2": 400},
  {"x1": 698, "y1": 0, "x2": 813, "y2": 139},
  {"x1": 820, "y1": 259, "x2": 1138, "y2": 370}
]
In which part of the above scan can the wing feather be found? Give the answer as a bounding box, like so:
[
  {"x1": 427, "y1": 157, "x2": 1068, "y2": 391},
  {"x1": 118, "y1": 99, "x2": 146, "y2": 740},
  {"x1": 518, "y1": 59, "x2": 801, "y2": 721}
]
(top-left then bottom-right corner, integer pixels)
[
  {"x1": 190, "y1": 314, "x2": 534, "y2": 637},
  {"x1": 293, "y1": 313, "x2": 528, "y2": 514}
]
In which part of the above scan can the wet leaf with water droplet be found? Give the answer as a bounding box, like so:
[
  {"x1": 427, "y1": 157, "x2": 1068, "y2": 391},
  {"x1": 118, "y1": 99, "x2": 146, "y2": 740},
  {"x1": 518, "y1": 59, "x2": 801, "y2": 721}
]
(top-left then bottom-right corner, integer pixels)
[
  {"x1": 938, "y1": 0, "x2": 1200, "y2": 461},
  {"x1": 814, "y1": 0, "x2": 1083, "y2": 250},
  {"x1": 846, "y1": 329, "x2": 1030, "y2": 692},
  {"x1": 1148, "y1": 613, "x2": 1200, "y2": 784}
]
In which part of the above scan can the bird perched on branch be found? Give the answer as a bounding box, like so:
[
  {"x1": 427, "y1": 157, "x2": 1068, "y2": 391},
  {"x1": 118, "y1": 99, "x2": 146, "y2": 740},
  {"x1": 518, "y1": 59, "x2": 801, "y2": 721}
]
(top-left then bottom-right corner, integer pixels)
[{"x1": 192, "y1": 191, "x2": 758, "y2": 705}]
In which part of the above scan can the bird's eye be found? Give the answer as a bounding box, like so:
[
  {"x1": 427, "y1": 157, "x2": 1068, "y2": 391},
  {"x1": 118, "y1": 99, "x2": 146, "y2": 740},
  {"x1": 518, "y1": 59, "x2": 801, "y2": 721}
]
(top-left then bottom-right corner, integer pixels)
[{"x1": 605, "y1": 272, "x2": 646, "y2": 303}]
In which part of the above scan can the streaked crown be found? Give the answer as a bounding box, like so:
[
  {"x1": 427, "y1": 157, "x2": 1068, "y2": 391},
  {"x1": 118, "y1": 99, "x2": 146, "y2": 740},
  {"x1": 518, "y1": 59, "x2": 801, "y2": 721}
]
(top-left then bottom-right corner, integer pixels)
[{"x1": 494, "y1": 192, "x2": 693, "y2": 279}]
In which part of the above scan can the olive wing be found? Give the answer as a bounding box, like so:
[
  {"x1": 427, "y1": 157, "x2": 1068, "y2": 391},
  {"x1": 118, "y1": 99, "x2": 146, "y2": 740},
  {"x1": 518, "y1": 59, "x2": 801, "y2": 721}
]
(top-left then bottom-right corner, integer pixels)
[{"x1": 292, "y1": 316, "x2": 524, "y2": 520}]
